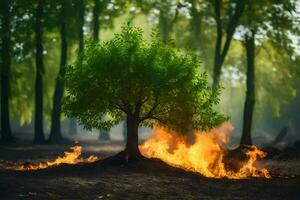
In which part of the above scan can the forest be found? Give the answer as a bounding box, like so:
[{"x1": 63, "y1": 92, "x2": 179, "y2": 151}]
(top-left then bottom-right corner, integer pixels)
[{"x1": 0, "y1": 0, "x2": 300, "y2": 199}]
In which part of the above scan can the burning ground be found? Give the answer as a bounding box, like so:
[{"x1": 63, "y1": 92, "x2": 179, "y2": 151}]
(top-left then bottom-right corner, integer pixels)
[{"x1": 0, "y1": 129, "x2": 300, "y2": 200}]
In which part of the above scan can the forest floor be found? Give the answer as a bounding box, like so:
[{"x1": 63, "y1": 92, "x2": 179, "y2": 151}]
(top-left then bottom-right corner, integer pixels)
[{"x1": 0, "y1": 138, "x2": 299, "y2": 200}]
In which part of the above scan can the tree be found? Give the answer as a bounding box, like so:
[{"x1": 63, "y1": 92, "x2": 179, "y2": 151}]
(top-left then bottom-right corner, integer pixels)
[
  {"x1": 239, "y1": 0, "x2": 298, "y2": 145},
  {"x1": 91, "y1": 0, "x2": 126, "y2": 140},
  {"x1": 0, "y1": 0, "x2": 14, "y2": 143},
  {"x1": 49, "y1": 0, "x2": 72, "y2": 142},
  {"x1": 211, "y1": 0, "x2": 246, "y2": 88},
  {"x1": 135, "y1": 0, "x2": 188, "y2": 43},
  {"x1": 93, "y1": 0, "x2": 100, "y2": 41},
  {"x1": 92, "y1": 0, "x2": 125, "y2": 41},
  {"x1": 34, "y1": 0, "x2": 46, "y2": 143},
  {"x1": 63, "y1": 25, "x2": 226, "y2": 161},
  {"x1": 69, "y1": 0, "x2": 86, "y2": 136},
  {"x1": 241, "y1": 31, "x2": 255, "y2": 145}
]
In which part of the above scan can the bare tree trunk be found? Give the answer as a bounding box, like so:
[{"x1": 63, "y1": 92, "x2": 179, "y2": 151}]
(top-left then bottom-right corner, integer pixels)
[
  {"x1": 241, "y1": 32, "x2": 255, "y2": 146},
  {"x1": 99, "y1": 131, "x2": 110, "y2": 140},
  {"x1": 0, "y1": 0, "x2": 13, "y2": 143},
  {"x1": 212, "y1": 0, "x2": 223, "y2": 89},
  {"x1": 125, "y1": 114, "x2": 141, "y2": 160},
  {"x1": 159, "y1": 11, "x2": 170, "y2": 43},
  {"x1": 49, "y1": 2, "x2": 68, "y2": 143},
  {"x1": 123, "y1": 119, "x2": 127, "y2": 142},
  {"x1": 69, "y1": 0, "x2": 85, "y2": 136},
  {"x1": 34, "y1": 0, "x2": 46, "y2": 144},
  {"x1": 93, "y1": 0, "x2": 100, "y2": 41},
  {"x1": 212, "y1": 0, "x2": 246, "y2": 88}
]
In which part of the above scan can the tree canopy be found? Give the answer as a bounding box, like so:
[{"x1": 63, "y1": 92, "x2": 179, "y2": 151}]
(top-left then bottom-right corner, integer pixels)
[{"x1": 63, "y1": 24, "x2": 227, "y2": 134}]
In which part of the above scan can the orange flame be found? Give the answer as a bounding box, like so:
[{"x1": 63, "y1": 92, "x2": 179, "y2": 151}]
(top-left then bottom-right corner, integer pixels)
[
  {"x1": 18, "y1": 145, "x2": 98, "y2": 171},
  {"x1": 140, "y1": 122, "x2": 271, "y2": 179}
]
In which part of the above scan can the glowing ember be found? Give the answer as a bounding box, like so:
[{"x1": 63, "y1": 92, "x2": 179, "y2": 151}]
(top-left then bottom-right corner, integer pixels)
[
  {"x1": 140, "y1": 122, "x2": 271, "y2": 179},
  {"x1": 18, "y1": 145, "x2": 98, "y2": 171}
]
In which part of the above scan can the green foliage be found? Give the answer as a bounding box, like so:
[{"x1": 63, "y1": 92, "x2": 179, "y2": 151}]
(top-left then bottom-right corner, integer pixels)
[{"x1": 63, "y1": 24, "x2": 227, "y2": 133}]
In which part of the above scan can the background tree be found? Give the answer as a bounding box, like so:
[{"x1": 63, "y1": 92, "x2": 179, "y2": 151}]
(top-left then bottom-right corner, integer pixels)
[
  {"x1": 34, "y1": 0, "x2": 46, "y2": 143},
  {"x1": 211, "y1": 0, "x2": 246, "y2": 88},
  {"x1": 68, "y1": 0, "x2": 86, "y2": 136},
  {"x1": 239, "y1": 0, "x2": 299, "y2": 145},
  {"x1": 49, "y1": 0, "x2": 74, "y2": 143},
  {"x1": 63, "y1": 25, "x2": 226, "y2": 160},
  {"x1": 0, "y1": 0, "x2": 14, "y2": 143},
  {"x1": 90, "y1": 0, "x2": 126, "y2": 140}
]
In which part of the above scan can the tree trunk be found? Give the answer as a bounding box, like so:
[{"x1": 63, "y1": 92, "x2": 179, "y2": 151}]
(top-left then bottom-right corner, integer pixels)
[
  {"x1": 78, "y1": 0, "x2": 84, "y2": 53},
  {"x1": 49, "y1": 3, "x2": 68, "y2": 142},
  {"x1": 99, "y1": 130, "x2": 110, "y2": 140},
  {"x1": 69, "y1": 118, "x2": 77, "y2": 135},
  {"x1": 34, "y1": 0, "x2": 45, "y2": 144},
  {"x1": 93, "y1": 0, "x2": 100, "y2": 41},
  {"x1": 0, "y1": 0, "x2": 13, "y2": 143},
  {"x1": 123, "y1": 119, "x2": 127, "y2": 142},
  {"x1": 159, "y1": 11, "x2": 170, "y2": 44},
  {"x1": 212, "y1": 0, "x2": 223, "y2": 89},
  {"x1": 68, "y1": 0, "x2": 85, "y2": 136},
  {"x1": 212, "y1": 0, "x2": 246, "y2": 88},
  {"x1": 240, "y1": 32, "x2": 255, "y2": 146},
  {"x1": 125, "y1": 115, "x2": 141, "y2": 160}
]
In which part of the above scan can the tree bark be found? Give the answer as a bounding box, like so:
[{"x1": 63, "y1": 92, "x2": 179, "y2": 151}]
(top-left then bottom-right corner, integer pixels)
[
  {"x1": 93, "y1": 0, "x2": 100, "y2": 41},
  {"x1": 125, "y1": 114, "x2": 141, "y2": 160},
  {"x1": 69, "y1": 0, "x2": 85, "y2": 136},
  {"x1": 159, "y1": 11, "x2": 170, "y2": 43},
  {"x1": 0, "y1": 0, "x2": 13, "y2": 143},
  {"x1": 123, "y1": 119, "x2": 127, "y2": 142},
  {"x1": 78, "y1": 0, "x2": 84, "y2": 53},
  {"x1": 241, "y1": 32, "x2": 255, "y2": 146},
  {"x1": 34, "y1": 0, "x2": 46, "y2": 144},
  {"x1": 212, "y1": 0, "x2": 246, "y2": 88},
  {"x1": 212, "y1": 0, "x2": 223, "y2": 89},
  {"x1": 99, "y1": 130, "x2": 110, "y2": 140},
  {"x1": 49, "y1": 2, "x2": 68, "y2": 142}
]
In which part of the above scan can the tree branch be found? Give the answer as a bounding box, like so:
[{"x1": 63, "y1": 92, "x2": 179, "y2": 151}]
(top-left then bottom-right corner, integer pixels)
[{"x1": 139, "y1": 102, "x2": 159, "y2": 122}]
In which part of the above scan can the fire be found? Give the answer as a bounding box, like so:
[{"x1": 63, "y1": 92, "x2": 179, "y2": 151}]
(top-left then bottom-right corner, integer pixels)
[
  {"x1": 18, "y1": 145, "x2": 98, "y2": 171},
  {"x1": 140, "y1": 122, "x2": 271, "y2": 179}
]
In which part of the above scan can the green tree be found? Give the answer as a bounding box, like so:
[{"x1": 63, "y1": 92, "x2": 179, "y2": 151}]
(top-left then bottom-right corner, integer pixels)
[
  {"x1": 63, "y1": 25, "x2": 226, "y2": 161},
  {"x1": 239, "y1": 0, "x2": 299, "y2": 145},
  {"x1": 211, "y1": 0, "x2": 246, "y2": 88}
]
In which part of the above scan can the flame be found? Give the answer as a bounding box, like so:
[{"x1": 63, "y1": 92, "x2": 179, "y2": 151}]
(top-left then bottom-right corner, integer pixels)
[
  {"x1": 140, "y1": 122, "x2": 271, "y2": 179},
  {"x1": 18, "y1": 145, "x2": 98, "y2": 171}
]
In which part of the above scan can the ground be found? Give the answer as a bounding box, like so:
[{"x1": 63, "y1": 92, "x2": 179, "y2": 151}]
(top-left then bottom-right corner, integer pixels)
[{"x1": 0, "y1": 138, "x2": 299, "y2": 200}]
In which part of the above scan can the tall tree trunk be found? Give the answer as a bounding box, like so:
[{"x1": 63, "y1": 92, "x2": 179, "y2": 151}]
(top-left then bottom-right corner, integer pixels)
[
  {"x1": 34, "y1": 0, "x2": 46, "y2": 143},
  {"x1": 212, "y1": 0, "x2": 246, "y2": 88},
  {"x1": 99, "y1": 130, "x2": 110, "y2": 140},
  {"x1": 125, "y1": 114, "x2": 141, "y2": 160},
  {"x1": 93, "y1": 0, "x2": 110, "y2": 140},
  {"x1": 159, "y1": 11, "x2": 170, "y2": 43},
  {"x1": 0, "y1": 0, "x2": 13, "y2": 143},
  {"x1": 240, "y1": 32, "x2": 255, "y2": 146},
  {"x1": 69, "y1": 0, "x2": 85, "y2": 136},
  {"x1": 123, "y1": 119, "x2": 127, "y2": 142},
  {"x1": 49, "y1": 3, "x2": 68, "y2": 142},
  {"x1": 93, "y1": 0, "x2": 100, "y2": 41},
  {"x1": 212, "y1": 0, "x2": 223, "y2": 89},
  {"x1": 189, "y1": 0, "x2": 204, "y2": 52}
]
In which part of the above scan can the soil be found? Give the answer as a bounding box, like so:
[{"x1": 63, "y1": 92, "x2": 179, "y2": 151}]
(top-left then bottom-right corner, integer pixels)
[{"x1": 0, "y1": 139, "x2": 299, "y2": 200}]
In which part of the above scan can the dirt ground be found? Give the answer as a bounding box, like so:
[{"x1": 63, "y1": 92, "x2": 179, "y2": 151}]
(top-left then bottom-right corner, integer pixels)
[{"x1": 0, "y1": 138, "x2": 299, "y2": 200}]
